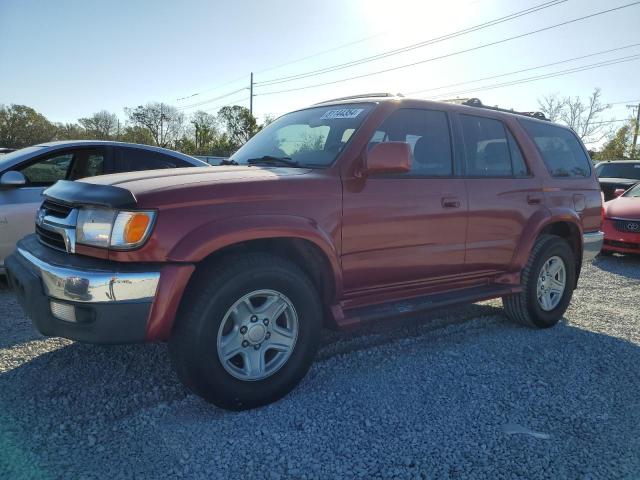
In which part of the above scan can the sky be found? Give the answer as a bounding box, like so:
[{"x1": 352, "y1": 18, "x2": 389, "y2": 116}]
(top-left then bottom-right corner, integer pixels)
[{"x1": 1, "y1": 0, "x2": 639, "y2": 145}]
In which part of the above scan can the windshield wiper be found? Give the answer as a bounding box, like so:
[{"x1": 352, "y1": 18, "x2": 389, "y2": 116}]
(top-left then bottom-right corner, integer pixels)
[
  {"x1": 219, "y1": 158, "x2": 239, "y2": 165},
  {"x1": 246, "y1": 155, "x2": 299, "y2": 167}
]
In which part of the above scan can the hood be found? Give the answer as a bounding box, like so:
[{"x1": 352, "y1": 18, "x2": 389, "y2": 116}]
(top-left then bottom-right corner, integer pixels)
[
  {"x1": 604, "y1": 197, "x2": 640, "y2": 220},
  {"x1": 80, "y1": 165, "x2": 311, "y2": 197}
]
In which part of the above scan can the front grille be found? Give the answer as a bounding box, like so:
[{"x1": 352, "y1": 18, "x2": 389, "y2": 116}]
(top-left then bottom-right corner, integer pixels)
[
  {"x1": 36, "y1": 224, "x2": 67, "y2": 252},
  {"x1": 613, "y1": 219, "x2": 640, "y2": 233},
  {"x1": 41, "y1": 199, "x2": 73, "y2": 219}
]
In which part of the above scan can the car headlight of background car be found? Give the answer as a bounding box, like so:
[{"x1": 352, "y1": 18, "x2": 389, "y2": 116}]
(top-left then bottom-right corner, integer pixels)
[{"x1": 76, "y1": 208, "x2": 156, "y2": 249}]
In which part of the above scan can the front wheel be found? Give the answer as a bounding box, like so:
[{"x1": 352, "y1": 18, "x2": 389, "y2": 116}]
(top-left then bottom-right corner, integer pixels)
[
  {"x1": 169, "y1": 253, "x2": 322, "y2": 410},
  {"x1": 502, "y1": 234, "x2": 576, "y2": 328}
]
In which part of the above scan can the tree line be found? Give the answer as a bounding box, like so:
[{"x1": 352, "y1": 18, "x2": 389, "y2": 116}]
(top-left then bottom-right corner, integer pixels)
[
  {"x1": 0, "y1": 102, "x2": 271, "y2": 157},
  {"x1": 1, "y1": 88, "x2": 637, "y2": 160}
]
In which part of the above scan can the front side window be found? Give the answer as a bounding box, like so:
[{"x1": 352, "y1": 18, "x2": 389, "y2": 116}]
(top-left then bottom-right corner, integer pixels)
[
  {"x1": 368, "y1": 108, "x2": 453, "y2": 176},
  {"x1": 19, "y1": 152, "x2": 74, "y2": 185},
  {"x1": 460, "y1": 115, "x2": 528, "y2": 177},
  {"x1": 231, "y1": 103, "x2": 373, "y2": 167},
  {"x1": 519, "y1": 119, "x2": 591, "y2": 178}
]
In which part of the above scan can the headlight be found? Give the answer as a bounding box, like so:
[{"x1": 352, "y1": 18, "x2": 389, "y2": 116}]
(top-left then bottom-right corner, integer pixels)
[{"x1": 76, "y1": 208, "x2": 156, "y2": 250}]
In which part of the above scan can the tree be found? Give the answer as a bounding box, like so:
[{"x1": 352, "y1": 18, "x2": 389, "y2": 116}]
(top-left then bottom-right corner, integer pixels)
[
  {"x1": 537, "y1": 88, "x2": 611, "y2": 144},
  {"x1": 592, "y1": 119, "x2": 639, "y2": 160},
  {"x1": 78, "y1": 110, "x2": 119, "y2": 139},
  {"x1": 217, "y1": 105, "x2": 259, "y2": 148},
  {"x1": 124, "y1": 102, "x2": 184, "y2": 148},
  {"x1": 119, "y1": 125, "x2": 156, "y2": 145},
  {"x1": 54, "y1": 122, "x2": 88, "y2": 140},
  {"x1": 0, "y1": 104, "x2": 57, "y2": 148},
  {"x1": 190, "y1": 110, "x2": 219, "y2": 153}
]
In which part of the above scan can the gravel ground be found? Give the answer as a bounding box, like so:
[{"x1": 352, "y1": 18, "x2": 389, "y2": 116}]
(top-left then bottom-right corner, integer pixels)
[{"x1": 1, "y1": 254, "x2": 639, "y2": 479}]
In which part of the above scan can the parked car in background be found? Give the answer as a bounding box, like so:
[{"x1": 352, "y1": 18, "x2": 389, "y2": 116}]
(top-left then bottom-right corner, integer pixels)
[
  {"x1": 601, "y1": 182, "x2": 640, "y2": 255},
  {"x1": 5, "y1": 95, "x2": 603, "y2": 410},
  {"x1": 194, "y1": 155, "x2": 230, "y2": 165},
  {"x1": 0, "y1": 140, "x2": 208, "y2": 273},
  {"x1": 594, "y1": 160, "x2": 640, "y2": 201}
]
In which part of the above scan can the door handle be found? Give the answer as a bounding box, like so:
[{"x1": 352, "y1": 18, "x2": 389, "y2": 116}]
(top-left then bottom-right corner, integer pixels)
[
  {"x1": 441, "y1": 197, "x2": 461, "y2": 208},
  {"x1": 527, "y1": 195, "x2": 542, "y2": 205}
]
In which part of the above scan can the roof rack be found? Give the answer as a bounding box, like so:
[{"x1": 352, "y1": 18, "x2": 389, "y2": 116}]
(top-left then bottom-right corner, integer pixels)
[
  {"x1": 461, "y1": 98, "x2": 548, "y2": 121},
  {"x1": 314, "y1": 93, "x2": 402, "y2": 105}
]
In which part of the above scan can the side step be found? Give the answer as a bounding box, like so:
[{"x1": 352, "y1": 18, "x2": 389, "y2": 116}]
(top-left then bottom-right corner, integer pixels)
[{"x1": 341, "y1": 284, "x2": 518, "y2": 326}]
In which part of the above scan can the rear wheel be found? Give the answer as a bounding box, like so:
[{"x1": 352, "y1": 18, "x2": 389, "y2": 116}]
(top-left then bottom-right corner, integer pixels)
[
  {"x1": 169, "y1": 253, "x2": 322, "y2": 410},
  {"x1": 503, "y1": 234, "x2": 576, "y2": 328}
]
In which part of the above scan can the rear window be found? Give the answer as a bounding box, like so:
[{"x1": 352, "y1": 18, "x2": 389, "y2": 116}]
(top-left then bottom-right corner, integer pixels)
[
  {"x1": 595, "y1": 162, "x2": 640, "y2": 180},
  {"x1": 519, "y1": 119, "x2": 591, "y2": 178}
]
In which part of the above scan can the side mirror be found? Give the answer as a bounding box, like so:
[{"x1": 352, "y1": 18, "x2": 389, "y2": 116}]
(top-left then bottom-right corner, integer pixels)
[
  {"x1": 613, "y1": 188, "x2": 626, "y2": 198},
  {"x1": 365, "y1": 142, "x2": 411, "y2": 175},
  {"x1": 0, "y1": 170, "x2": 27, "y2": 188}
]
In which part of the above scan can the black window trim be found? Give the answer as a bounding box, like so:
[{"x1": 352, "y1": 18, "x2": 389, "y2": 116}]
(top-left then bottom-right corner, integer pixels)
[
  {"x1": 517, "y1": 117, "x2": 592, "y2": 180},
  {"x1": 455, "y1": 113, "x2": 533, "y2": 180},
  {"x1": 366, "y1": 107, "x2": 458, "y2": 179}
]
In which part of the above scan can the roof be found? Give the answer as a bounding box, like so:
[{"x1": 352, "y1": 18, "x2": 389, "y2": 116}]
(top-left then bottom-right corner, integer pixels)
[{"x1": 0, "y1": 140, "x2": 208, "y2": 171}]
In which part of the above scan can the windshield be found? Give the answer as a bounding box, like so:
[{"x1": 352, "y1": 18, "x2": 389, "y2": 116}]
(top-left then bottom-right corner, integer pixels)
[
  {"x1": 596, "y1": 162, "x2": 640, "y2": 180},
  {"x1": 0, "y1": 145, "x2": 46, "y2": 170},
  {"x1": 230, "y1": 103, "x2": 373, "y2": 167},
  {"x1": 623, "y1": 183, "x2": 640, "y2": 197}
]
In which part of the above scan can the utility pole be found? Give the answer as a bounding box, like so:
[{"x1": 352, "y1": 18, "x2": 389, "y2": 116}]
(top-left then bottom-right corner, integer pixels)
[
  {"x1": 249, "y1": 72, "x2": 254, "y2": 117},
  {"x1": 629, "y1": 102, "x2": 640, "y2": 159}
]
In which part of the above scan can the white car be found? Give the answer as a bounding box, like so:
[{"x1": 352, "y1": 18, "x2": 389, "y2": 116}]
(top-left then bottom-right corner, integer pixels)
[{"x1": 0, "y1": 140, "x2": 208, "y2": 273}]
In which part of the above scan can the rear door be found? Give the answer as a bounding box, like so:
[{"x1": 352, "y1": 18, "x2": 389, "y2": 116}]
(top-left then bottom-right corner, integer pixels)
[
  {"x1": 455, "y1": 113, "x2": 544, "y2": 275},
  {"x1": 341, "y1": 108, "x2": 468, "y2": 298}
]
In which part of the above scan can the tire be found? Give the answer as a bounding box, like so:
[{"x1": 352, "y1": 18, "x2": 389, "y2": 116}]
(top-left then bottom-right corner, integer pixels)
[
  {"x1": 502, "y1": 234, "x2": 576, "y2": 329},
  {"x1": 169, "y1": 253, "x2": 323, "y2": 410}
]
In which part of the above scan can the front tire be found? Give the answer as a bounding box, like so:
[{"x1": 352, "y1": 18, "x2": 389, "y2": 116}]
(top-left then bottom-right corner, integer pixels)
[
  {"x1": 169, "y1": 253, "x2": 322, "y2": 410},
  {"x1": 502, "y1": 234, "x2": 576, "y2": 328}
]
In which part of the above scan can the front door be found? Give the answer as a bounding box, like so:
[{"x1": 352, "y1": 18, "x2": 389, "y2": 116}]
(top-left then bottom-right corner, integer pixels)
[{"x1": 341, "y1": 108, "x2": 468, "y2": 300}]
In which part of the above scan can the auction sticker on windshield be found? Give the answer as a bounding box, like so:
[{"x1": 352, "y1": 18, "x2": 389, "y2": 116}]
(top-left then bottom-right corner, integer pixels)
[{"x1": 320, "y1": 108, "x2": 364, "y2": 120}]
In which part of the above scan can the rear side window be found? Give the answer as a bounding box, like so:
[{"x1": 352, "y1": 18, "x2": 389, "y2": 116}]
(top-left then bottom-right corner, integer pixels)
[
  {"x1": 369, "y1": 108, "x2": 453, "y2": 176},
  {"x1": 519, "y1": 119, "x2": 591, "y2": 178},
  {"x1": 115, "y1": 148, "x2": 184, "y2": 172},
  {"x1": 460, "y1": 115, "x2": 528, "y2": 177}
]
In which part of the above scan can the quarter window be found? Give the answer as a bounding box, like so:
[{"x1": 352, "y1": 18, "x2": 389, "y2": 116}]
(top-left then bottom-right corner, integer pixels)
[
  {"x1": 519, "y1": 119, "x2": 591, "y2": 178},
  {"x1": 369, "y1": 109, "x2": 453, "y2": 176},
  {"x1": 460, "y1": 115, "x2": 527, "y2": 177}
]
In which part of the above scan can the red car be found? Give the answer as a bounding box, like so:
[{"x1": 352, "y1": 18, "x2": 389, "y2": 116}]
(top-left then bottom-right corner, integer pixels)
[
  {"x1": 6, "y1": 95, "x2": 603, "y2": 410},
  {"x1": 602, "y1": 184, "x2": 640, "y2": 254}
]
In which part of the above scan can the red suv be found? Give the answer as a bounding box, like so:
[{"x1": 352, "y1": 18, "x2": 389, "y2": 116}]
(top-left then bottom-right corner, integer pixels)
[{"x1": 6, "y1": 95, "x2": 603, "y2": 410}]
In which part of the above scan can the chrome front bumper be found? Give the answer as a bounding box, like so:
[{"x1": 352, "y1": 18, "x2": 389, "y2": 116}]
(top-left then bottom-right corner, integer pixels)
[
  {"x1": 16, "y1": 247, "x2": 160, "y2": 303},
  {"x1": 582, "y1": 231, "x2": 604, "y2": 263}
]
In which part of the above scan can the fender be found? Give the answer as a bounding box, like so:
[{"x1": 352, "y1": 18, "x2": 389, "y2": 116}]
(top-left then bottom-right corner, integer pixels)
[
  {"x1": 509, "y1": 207, "x2": 584, "y2": 274},
  {"x1": 167, "y1": 214, "x2": 343, "y2": 297}
]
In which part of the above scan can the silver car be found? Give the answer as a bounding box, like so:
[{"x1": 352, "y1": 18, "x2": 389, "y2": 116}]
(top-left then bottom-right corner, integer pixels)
[{"x1": 0, "y1": 140, "x2": 208, "y2": 273}]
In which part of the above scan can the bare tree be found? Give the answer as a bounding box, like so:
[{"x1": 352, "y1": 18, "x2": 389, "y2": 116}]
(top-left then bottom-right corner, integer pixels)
[
  {"x1": 537, "y1": 93, "x2": 566, "y2": 122},
  {"x1": 124, "y1": 103, "x2": 184, "y2": 147},
  {"x1": 560, "y1": 88, "x2": 610, "y2": 144},
  {"x1": 78, "y1": 110, "x2": 119, "y2": 139}
]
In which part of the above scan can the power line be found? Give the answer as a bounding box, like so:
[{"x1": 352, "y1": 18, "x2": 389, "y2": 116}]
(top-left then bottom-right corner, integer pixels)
[
  {"x1": 176, "y1": 87, "x2": 248, "y2": 111},
  {"x1": 203, "y1": 96, "x2": 250, "y2": 113},
  {"x1": 255, "y1": 2, "x2": 640, "y2": 97},
  {"x1": 176, "y1": 74, "x2": 248, "y2": 102},
  {"x1": 426, "y1": 54, "x2": 640, "y2": 99},
  {"x1": 255, "y1": 0, "x2": 567, "y2": 86},
  {"x1": 406, "y1": 43, "x2": 640, "y2": 95},
  {"x1": 608, "y1": 99, "x2": 640, "y2": 105}
]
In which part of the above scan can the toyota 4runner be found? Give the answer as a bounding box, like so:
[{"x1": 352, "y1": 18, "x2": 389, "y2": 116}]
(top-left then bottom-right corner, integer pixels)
[{"x1": 6, "y1": 95, "x2": 604, "y2": 410}]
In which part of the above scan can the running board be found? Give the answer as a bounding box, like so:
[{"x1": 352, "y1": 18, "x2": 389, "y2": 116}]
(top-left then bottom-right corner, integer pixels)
[{"x1": 340, "y1": 284, "x2": 519, "y2": 327}]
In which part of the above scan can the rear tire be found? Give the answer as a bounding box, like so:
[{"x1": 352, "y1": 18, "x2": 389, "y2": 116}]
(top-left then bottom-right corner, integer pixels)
[
  {"x1": 502, "y1": 234, "x2": 575, "y2": 328},
  {"x1": 169, "y1": 253, "x2": 322, "y2": 410}
]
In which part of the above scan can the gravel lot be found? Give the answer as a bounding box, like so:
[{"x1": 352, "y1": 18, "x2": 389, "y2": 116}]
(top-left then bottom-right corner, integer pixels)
[{"x1": 1, "y1": 254, "x2": 639, "y2": 479}]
